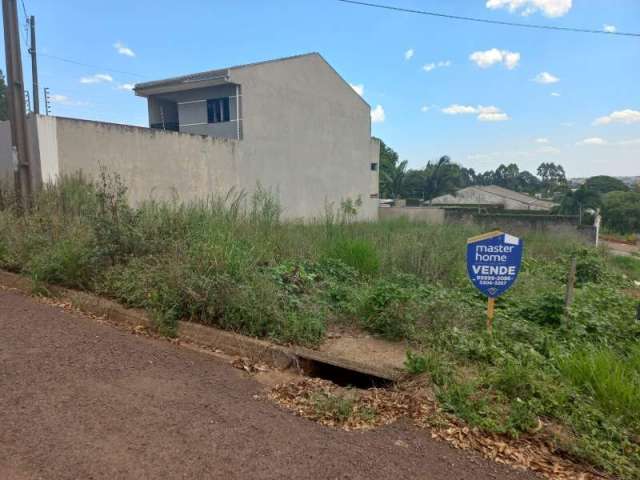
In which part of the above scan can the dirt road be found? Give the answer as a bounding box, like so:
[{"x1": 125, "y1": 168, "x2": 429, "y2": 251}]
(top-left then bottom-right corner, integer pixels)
[{"x1": 0, "y1": 289, "x2": 537, "y2": 480}]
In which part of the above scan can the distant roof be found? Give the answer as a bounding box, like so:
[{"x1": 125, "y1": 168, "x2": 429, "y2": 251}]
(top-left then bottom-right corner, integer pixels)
[
  {"x1": 467, "y1": 185, "x2": 556, "y2": 209},
  {"x1": 431, "y1": 185, "x2": 556, "y2": 209},
  {"x1": 134, "y1": 52, "x2": 321, "y2": 95}
]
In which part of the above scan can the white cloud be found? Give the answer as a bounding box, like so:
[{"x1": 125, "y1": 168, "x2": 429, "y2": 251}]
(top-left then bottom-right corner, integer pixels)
[
  {"x1": 593, "y1": 109, "x2": 640, "y2": 126},
  {"x1": 486, "y1": 0, "x2": 572, "y2": 18},
  {"x1": 350, "y1": 83, "x2": 364, "y2": 97},
  {"x1": 469, "y1": 48, "x2": 520, "y2": 69},
  {"x1": 371, "y1": 105, "x2": 385, "y2": 123},
  {"x1": 536, "y1": 137, "x2": 549, "y2": 143},
  {"x1": 442, "y1": 104, "x2": 478, "y2": 115},
  {"x1": 538, "y1": 145, "x2": 560, "y2": 154},
  {"x1": 117, "y1": 83, "x2": 135, "y2": 91},
  {"x1": 420, "y1": 105, "x2": 431, "y2": 112},
  {"x1": 404, "y1": 48, "x2": 414, "y2": 60},
  {"x1": 442, "y1": 104, "x2": 509, "y2": 121},
  {"x1": 533, "y1": 72, "x2": 559, "y2": 84},
  {"x1": 113, "y1": 41, "x2": 135, "y2": 57},
  {"x1": 80, "y1": 73, "x2": 113, "y2": 84},
  {"x1": 422, "y1": 60, "x2": 451, "y2": 73},
  {"x1": 603, "y1": 24, "x2": 617, "y2": 33},
  {"x1": 478, "y1": 112, "x2": 509, "y2": 122},
  {"x1": 551, "y1": 92, "x2": 561, "y2": 97},
  {"x1": 49, "y1": 94, "x2": 89, "y2": 107},
  {"x1": 577, "y1": 137, "x2": 607, "y2": 146}
]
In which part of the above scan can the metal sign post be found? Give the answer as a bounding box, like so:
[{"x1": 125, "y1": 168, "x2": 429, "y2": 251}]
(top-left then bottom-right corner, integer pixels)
[{"x1": 466, "y1": 230, "x2": 524, "y2": 334}]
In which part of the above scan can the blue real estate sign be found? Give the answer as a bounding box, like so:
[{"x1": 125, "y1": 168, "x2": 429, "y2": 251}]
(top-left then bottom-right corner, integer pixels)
[{"x1": 466, "y1": 231, "x2": 523, "y2": 298}]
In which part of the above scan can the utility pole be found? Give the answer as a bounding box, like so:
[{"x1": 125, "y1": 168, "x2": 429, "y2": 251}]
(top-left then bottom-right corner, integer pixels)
[
  {"x1": 28, "y1": 15, "x2": 39, "y2": 114},
  {"x1": 2, "y1": 0, "x2": 33, "y2": 211},
  {"x1": 44, "y1": 87, "x2": 51, "y2": 115}
]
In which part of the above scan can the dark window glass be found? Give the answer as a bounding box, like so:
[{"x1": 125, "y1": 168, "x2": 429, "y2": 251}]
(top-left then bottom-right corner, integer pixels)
[
  {"x1": 370, "y1": 162, "x2": 378, "y2": 171},
  {"x1": 207, "y1": 97, "x2": 230, "y2": 123}
]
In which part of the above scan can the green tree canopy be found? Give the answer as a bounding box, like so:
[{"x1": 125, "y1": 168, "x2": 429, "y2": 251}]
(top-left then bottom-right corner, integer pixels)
[
  {"x1": 601, "y1": 191, "x2": 640, "y2": 234},
  {"x1": 537, "y1": 162, "x2": 567, "y2": 195},
  {"x1": 376, "y1": 138, "x2": 407, "y2": 198},
  {"x1": 584, "y1": 175, "x2": 629, "y2": 195}
]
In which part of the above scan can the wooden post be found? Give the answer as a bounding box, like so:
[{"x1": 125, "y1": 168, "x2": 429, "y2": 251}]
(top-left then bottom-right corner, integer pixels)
[
  {"x1": 487, "y1": 297, "x2": 495, "y2": 335},
  {"x1": 564, "y1": 257, "x2": 577, "y2": 321}
]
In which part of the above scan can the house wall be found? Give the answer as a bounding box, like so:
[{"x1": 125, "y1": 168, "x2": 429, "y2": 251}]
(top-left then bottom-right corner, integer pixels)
[
  {"x1": 227, "y1": 53, "x2": 378, "y2": 220},
  {"x1": 149, "y1": 84, "x2": 240, "y2": 139}
]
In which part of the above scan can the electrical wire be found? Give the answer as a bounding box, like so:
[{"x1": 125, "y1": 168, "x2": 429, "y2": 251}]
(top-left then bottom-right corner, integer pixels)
[
  {"x1": 39, "y1": 53, "x2": 146, "y2": 79},
  {"x1": 335, "y1": 0, "x2": 640, "y2": 37}
]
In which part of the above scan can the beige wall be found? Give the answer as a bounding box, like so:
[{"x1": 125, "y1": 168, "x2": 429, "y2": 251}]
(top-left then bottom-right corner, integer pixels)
[
  {"x1": 34, "y1": 113, "x2": 376, "y2": 221},
  {"x1": 379, "y1": 206, "x2": 445, "y2": 224},
  {"x1": 51, "y1": 117, "x2": 240, "y2": 206},
  {"x1": 227, "y1": 54, "x2": 378, "y2": 220}
]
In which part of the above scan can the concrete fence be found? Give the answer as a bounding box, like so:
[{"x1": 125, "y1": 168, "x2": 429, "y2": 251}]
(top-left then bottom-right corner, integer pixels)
[
  {"x1": 378, "y1": 205, "x2": 598, "y2": 245},
  {"x1": 0, "y1": 115, "x2": 379, "y2": 221}
]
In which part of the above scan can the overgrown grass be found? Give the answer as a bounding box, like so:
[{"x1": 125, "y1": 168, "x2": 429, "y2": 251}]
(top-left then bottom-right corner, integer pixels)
[{"x1": 1, "y1": 173, "x2": 639, "y2": 477}]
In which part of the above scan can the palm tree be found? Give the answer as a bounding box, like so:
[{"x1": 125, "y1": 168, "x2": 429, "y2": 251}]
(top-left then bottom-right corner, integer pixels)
[
  {"x1": 423, "y1": 156, "x2": 459, "y2": 203},
  {"x1": 381, "y1": 159, "x2": 408, "y2": 199}
]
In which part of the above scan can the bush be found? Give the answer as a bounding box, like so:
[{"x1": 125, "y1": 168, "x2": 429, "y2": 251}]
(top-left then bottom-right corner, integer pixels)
[
  {"x1": 27, "y1": 228, "x2": 98, "y2": 289},
  {"x1": 325, "y1": 238, "x2": 380, "y2": 276},
  {"x1": 358, "y1": 280, "x2": 424, "y2": 340}
]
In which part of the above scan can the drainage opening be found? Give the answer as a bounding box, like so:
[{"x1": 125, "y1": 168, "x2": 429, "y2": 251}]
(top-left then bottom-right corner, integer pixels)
[{"x1": 298, "y1": 357, "x2": 393, "y2": 389}]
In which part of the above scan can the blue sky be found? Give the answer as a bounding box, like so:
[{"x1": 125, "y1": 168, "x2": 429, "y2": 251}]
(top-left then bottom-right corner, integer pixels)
[{"x1": 4, "y1": 0, "x2": 640, "y2": 177}]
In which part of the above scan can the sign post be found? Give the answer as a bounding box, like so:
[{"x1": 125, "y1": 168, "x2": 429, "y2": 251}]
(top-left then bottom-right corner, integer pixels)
[{"x1": 466, "y1": 231, "x2": 523, "y2": 334}]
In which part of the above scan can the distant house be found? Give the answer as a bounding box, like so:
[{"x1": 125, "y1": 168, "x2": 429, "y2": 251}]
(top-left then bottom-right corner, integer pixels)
[
  {"x1": 430, "y1": 185, "x2": 556, "y2": 211},
  {"x1": 0, "y1": 53, "x2": 380, "y2": 220}
]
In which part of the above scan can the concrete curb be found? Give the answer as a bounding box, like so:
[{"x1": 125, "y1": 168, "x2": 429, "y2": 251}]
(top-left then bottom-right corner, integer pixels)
[{"x1": 0, "y1": 270, "x2": 401, "y2": 381}]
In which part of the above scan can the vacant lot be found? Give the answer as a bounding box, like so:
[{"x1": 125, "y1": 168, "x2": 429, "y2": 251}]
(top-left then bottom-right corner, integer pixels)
[{"x1": 1, "y1": 174, "x2": 639, "y2": 478}]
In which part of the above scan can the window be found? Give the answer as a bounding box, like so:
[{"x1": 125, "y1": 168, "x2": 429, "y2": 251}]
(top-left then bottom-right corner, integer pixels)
[
  {"x1": 207, "y1": 97, "x2": 230, "y2": 123},
  {"x1": 370, "y1": 162, "x2": 378, "y2": 171}
]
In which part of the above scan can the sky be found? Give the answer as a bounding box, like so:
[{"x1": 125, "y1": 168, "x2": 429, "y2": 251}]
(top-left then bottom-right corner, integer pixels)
[{"x1": 2, "y1": 0, "x2": 639, "y2": 177}]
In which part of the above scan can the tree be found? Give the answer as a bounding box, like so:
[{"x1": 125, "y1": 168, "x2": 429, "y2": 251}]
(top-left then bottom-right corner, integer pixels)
[
  {"x1": 558, "y1": 185, "x2": 601, "y2": 216},
  {"x1": 0, "y1": 70, "x2": 7, "y2": 122},
  {"x1": 423, "y1": 156, "x2": 460, "y2": 202},
  {"x1": 537, "y1": 162, "x2": 567, "y2": 195},
  {"x1": 584, "y1": 175, "x2": 629, "y2": 195},
  {"x1": 377, "y1": 139, "x2": 408, "y2": 198},
  {"x1": 601, "y1": 191, "x2": 640, "y2": 234}
]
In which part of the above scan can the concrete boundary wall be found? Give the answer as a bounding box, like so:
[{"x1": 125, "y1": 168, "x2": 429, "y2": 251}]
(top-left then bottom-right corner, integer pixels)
[
  {"x1": 20, "y1": 115, "x2": 378, "y2": 221},
  {"x1": 378, "y1": 206, "x2": 445, "y2": 223},
  {"x1": 379, "y1": 205, "x2": 597, "y2": 244}
]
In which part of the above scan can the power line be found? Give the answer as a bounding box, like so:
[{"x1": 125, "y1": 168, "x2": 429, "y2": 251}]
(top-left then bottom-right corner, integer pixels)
[
  {"x1": 335, "y1": 0, "x2": 640, "y2": 37},
  {"x1": 39, "y1": 52, "x2": 146, "y2": 79}
]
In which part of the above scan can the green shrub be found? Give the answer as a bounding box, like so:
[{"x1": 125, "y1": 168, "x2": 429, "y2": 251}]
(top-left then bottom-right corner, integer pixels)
[
  {"x1": 518, "y1": 291, "x2": 565, "y2": 327},
  {"x1": 358, "y1": 280, "x2": 424, "y2": 340},
  {"x1": 27, "y1": 229, "x2": 97, "y2": 289},
  {"x1": 326, "y1": 238, "x2": 380, "y2": 276}
]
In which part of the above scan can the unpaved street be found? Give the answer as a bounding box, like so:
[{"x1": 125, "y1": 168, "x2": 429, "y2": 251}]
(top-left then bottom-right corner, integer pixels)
[{"x1": 0, "y1": 290, "x2": 536, "y2": 480}]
